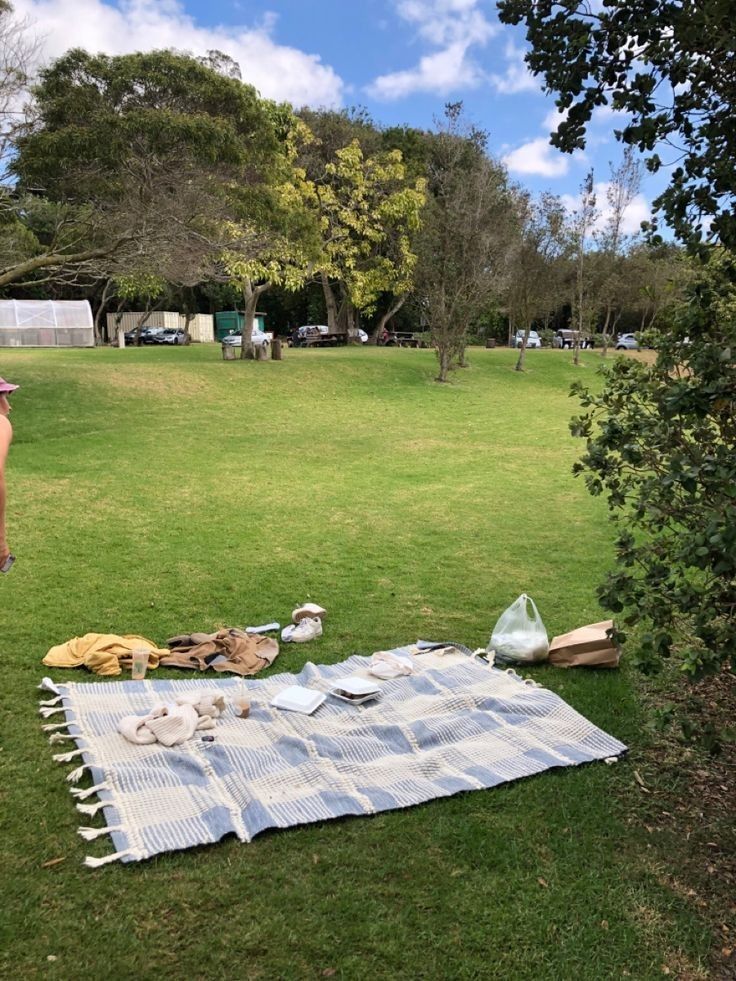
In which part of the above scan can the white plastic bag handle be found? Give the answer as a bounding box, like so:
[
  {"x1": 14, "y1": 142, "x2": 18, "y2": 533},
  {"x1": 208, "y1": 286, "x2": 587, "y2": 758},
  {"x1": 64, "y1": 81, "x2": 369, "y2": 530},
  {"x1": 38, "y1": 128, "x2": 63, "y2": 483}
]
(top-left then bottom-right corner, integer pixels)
[{"x1": 522, "y1": 594, "x2": 540, "y2": 619}]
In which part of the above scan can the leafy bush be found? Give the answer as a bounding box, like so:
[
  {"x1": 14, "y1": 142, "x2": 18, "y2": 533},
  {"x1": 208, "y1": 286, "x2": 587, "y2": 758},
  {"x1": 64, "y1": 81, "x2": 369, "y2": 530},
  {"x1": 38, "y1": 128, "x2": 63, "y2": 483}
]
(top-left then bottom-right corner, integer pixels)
[{"x1": 570, "y1": 250, "x2": 736, "y2": 678}]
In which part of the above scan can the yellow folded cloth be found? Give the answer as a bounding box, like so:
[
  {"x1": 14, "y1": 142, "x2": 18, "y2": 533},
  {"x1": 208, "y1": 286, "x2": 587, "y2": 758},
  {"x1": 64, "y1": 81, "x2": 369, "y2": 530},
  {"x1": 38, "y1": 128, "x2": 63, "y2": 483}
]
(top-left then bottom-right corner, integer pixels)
[{"x1": 42, "y1": 633, "x2": 166, "y2": 676}]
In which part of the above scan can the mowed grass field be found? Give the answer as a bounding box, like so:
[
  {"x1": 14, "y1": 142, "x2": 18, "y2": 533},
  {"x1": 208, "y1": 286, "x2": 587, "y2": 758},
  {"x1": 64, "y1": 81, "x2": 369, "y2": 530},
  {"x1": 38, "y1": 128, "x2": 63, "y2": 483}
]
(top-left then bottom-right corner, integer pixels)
[{"x1": 0, "y1": 345, "x2": 711, "y2": 979}]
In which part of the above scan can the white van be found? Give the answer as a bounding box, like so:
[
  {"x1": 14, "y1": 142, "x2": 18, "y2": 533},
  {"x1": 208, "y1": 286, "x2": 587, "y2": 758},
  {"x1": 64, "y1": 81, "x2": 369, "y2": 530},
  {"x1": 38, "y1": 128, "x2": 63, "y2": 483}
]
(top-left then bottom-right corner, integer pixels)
[{"x1": 514, "y1": 330, "x2": 542, "y2": 348}]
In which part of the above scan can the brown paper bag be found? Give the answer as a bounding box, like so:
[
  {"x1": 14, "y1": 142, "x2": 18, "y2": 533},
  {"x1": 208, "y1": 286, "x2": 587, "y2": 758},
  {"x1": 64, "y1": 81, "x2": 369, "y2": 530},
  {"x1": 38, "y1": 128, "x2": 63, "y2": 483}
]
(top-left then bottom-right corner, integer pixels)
[{"x1": 548, "y1": 620, "x2": 621, "y2": 668}]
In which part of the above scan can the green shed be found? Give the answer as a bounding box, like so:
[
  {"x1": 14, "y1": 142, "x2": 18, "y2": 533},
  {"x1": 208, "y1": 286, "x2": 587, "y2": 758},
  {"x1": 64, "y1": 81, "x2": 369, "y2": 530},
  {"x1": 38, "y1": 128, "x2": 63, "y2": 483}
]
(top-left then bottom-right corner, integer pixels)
[{"x1": 215, "y1": 310, "x2": 267, "y2": 340}]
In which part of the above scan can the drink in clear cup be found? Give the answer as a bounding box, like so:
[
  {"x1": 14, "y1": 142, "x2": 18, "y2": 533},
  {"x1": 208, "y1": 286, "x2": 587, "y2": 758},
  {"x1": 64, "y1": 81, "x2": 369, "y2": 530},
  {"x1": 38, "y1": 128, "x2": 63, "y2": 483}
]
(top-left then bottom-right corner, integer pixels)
[
  {"x1": 131, "y1": 647, "x2": 150, "y2": 680},
  {"x1": 233, "y1": 694, "x2": 251, "y2": 718}
]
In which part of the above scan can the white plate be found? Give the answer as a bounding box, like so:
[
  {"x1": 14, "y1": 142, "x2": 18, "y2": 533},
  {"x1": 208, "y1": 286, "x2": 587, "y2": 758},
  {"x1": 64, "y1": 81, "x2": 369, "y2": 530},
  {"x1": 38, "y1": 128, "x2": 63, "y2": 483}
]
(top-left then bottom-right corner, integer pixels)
[
  {"x1": 270, "y1": 686, "x2": 326, "y2": 715},
  {"x1": 330, "y1": 675, "x2": 382, "y2": 696}
]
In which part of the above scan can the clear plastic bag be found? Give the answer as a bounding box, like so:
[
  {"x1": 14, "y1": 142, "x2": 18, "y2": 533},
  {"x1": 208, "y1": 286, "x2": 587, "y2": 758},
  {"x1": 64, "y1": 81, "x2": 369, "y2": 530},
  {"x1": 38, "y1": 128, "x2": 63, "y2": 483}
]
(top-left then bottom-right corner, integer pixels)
[{"x1": 489, "y1": 594, "x2": 549, "y2": 665}]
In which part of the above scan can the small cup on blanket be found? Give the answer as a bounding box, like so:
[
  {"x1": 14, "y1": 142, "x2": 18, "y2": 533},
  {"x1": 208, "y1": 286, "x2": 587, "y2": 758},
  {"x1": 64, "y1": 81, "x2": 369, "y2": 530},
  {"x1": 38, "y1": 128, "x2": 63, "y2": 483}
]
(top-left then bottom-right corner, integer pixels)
[
  {"x1": 233, "y1": 695, "x2": 251, "y2": 718},
  {"x1": 131, "y1": 647, "x2": 150, "y2": 680}
]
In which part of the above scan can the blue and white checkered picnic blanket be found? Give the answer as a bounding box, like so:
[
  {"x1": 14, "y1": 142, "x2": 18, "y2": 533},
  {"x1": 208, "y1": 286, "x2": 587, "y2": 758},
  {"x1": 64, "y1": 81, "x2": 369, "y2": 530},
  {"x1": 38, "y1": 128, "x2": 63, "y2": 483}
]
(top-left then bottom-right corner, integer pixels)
[{"x1": 39, "y1": 645, "x2": 627, "y2": 866}]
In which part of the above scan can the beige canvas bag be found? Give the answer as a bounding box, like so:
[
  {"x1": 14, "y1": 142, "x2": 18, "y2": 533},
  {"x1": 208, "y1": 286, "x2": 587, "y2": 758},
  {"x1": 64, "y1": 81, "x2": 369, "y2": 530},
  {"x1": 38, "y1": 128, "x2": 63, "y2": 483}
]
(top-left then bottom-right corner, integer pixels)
[{"x1": 548, "y1": 620, "x2": 621, "y2": 668}]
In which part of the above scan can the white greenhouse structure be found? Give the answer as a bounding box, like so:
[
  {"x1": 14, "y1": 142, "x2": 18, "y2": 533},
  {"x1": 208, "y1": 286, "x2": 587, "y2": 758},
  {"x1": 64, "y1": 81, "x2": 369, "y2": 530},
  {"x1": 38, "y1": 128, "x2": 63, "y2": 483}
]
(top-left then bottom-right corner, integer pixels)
[{"x1": 0, "y1": 299, "x2": 94, "y2": 347}]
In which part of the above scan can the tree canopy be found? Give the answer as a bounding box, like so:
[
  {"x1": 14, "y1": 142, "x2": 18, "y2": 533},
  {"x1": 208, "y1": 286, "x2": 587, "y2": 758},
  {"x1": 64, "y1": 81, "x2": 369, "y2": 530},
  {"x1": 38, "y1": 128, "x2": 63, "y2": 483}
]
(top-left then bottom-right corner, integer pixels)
[
  {"x1": 498, "y1": 0, "x2": 736, "y2": 250},
  {"x1": 8, "y1": 48, "x2": 284, "y2": 288},
  {"x1": 416, "y1": 105, "x2": 515, "y2": 381}
]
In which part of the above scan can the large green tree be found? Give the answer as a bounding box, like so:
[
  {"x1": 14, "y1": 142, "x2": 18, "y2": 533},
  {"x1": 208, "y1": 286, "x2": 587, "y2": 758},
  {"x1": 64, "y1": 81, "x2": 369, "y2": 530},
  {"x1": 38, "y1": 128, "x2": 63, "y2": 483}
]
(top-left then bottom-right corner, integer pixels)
[
  {"x1": 222, "y1": 109, "x2": 323, "y2": 358},
  {"x1": 593, "y1": 148, "x2": 643, "y2": 354},
  {"x1": 416, "y1": 105, "x2": 515, "y2": 382},
  {"x1": 297, "y1": 110, "x2": 425, "y2": 337},
  {"x1": 568, "y1": 170, "x2": 597, "y2": 367},
  {"x1": 506, "y1": 191, "x2": 568, "y2": 371},
  {"x1": 624, "y1": 242, "x2": 690, "y2": 333},
  {"x1": 314, "y1": 140, "x2": 425, "y2": 336},
  {"x1": 9, "y1": 49, "x2": 282, "y2": 289}
]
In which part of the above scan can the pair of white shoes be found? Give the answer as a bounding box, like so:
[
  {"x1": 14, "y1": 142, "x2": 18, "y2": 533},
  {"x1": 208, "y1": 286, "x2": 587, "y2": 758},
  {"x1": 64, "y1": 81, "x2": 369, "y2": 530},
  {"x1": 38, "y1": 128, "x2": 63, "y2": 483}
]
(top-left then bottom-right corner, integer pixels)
[{"x1": 281, "y1": 603, "x2": 326, "y2": 643}]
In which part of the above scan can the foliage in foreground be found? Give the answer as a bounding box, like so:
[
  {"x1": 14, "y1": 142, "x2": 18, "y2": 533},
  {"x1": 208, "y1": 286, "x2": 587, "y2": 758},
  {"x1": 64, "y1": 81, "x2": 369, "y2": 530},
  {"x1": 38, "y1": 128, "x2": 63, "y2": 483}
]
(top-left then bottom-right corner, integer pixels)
[{"x1": 571, "y1": 250, "x2": 736, "y2": 678}]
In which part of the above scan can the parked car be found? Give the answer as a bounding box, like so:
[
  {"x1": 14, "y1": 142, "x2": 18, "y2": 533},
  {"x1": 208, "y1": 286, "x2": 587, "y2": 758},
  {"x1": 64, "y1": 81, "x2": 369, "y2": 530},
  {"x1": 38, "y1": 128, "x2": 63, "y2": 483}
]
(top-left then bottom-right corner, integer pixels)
[
  {"x1": 514, "y1": 329, "x2": 542, "y2": 349},
  {"x1": 615, "y1": 333, "x2": 639, "y2": 350},
  {"x1": 221, "y1": 329, "x2": 272, "y2": 349},
  {"x1": 123, "y1": 326, "x2": 164, "y2": 344},
  {"x1": 353, "y1": 328, "x2": 368, "y2": 344},
  {"x1": 553, "y1": 329, "x2": 595, "y2": 349},
  {"x1": 159, "y1": 328, "x2": 190, "y2": 345}
]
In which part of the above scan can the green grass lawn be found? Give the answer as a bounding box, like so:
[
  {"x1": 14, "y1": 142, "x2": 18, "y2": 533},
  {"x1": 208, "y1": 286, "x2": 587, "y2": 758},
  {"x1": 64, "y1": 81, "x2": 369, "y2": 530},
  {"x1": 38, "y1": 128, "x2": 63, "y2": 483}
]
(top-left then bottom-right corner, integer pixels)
[{"x1": 0, "y1": 345, "x2": 711, "y2": 979}]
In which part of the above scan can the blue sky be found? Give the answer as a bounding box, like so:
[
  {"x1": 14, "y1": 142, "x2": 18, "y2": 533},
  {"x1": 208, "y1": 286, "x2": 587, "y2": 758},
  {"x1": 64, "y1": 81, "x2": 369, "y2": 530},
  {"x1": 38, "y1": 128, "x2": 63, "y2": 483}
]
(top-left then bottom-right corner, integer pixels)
[{"x1": 15, "y1": 0, "x2": 660, "y2": 231}]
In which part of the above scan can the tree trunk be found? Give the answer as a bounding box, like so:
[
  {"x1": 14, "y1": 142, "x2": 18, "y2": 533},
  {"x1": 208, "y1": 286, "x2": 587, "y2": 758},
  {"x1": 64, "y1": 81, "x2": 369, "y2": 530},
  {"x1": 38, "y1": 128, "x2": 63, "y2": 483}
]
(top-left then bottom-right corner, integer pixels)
[
  {"x1": 134, "y1": 302, "x2": 160, "y2": 345},
  {"x1": 335, "y1": 283, "x2": 353, "y2": 336},
  {"x1": 240, "y1": 279, "x2": 270, "y2": 361},
  {"x1": 436, "y1": 344, "x2": 452, "y2": 382},
  {"x1": 111, "y1": 302, "x2": 126, "y2": 346},
  {"x1": 344, "y1": 298, "x2": 356, "y2": 337},
  {"x1": 321, "y1": 272, "x2": 339, "y2": 333},
  {"x1": 575, "y1": 247, "x2": 585, "y2": 367},
  {"x1": 371, "y1": 294, "x2": 408, "y2": 345},
  {"x1": 241, "y1": 283, "x2": 256, "y2": 360},
  {"x1": 515, "y1": 321, "x2": 530, "y2": 371},
  {"x1": 182, "y1": 310, "x2": 194, "y2": 345},
  {"x1": 601, "y1": 301, "x2": 613, "y2": 357},
  {"x1": 93, "y1": 278, "x2": 114, "y2": 346}
]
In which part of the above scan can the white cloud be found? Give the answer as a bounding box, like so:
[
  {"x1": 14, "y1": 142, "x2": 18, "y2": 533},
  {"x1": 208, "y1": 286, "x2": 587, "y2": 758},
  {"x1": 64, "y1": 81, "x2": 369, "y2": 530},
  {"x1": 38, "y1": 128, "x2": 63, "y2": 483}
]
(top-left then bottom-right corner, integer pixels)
[
  {"x1": 368, "y1": 41, "x2": 482, "y2": 99},
  {"x1": 503, "y1": 138, "x2": 570, "y2": 178},
  {"x1": 13, "y1": 0, "x2": 345, "y2": 108},
  {"x1": 490, "y1": 40, "x2": 539, "y2": 95},
  {"x1": 367, "y1": 0, "x2": 497, "y2": 100},
  {"x1": 591, "y1": 103, "x2": 630, "y2": 127},
  {"x1": 397, "y1": 0, "x2": 496, "y2": 47}
]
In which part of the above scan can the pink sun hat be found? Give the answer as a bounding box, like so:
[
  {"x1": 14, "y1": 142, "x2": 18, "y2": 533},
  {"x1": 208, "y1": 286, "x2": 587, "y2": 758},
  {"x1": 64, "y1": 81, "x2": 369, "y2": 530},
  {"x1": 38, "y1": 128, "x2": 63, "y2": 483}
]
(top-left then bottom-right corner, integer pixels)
[{"x1": 0, "y1": 377, "x2": 19, "y2": 393}]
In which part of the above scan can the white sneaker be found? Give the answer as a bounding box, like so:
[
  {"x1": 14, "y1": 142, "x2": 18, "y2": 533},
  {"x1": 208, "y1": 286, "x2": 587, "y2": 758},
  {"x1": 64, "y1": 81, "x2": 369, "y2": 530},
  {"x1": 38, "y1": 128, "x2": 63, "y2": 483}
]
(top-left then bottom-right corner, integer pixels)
[
  {"x1": 292, "y1": 602, "x2": 327, "y2": 623},
  {"x1": 281, "y1": 617, "x2": 323, "y2": 643}
]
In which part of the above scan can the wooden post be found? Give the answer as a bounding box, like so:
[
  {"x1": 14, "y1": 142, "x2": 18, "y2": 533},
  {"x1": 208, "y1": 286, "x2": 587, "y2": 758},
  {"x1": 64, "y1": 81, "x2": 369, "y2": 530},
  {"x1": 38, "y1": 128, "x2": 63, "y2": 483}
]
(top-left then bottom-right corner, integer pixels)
[
  {"x1": 272, "y1": 338, "x2": 282, "y2": 360},
  {"x1": 222, "y1": 343, "x2": 236, "y2": 361}
]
